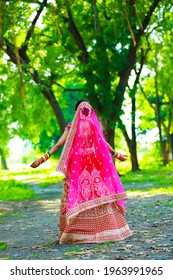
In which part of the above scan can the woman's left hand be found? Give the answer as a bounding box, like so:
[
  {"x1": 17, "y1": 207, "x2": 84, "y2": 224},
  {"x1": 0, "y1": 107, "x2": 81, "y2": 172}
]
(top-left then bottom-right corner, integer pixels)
[
  {"x1": 30, "y1": 159, "x2": 40, "y2": 168},
  {"x1": 114, "y1": 152, "x2": 127, "y2": 161}
]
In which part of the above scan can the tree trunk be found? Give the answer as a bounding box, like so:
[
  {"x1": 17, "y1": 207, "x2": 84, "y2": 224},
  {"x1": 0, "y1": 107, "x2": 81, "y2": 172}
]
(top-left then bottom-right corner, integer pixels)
[
  {"x1": 141, "y1": 71, "x2": 172, "y2": 165},
  {"x1": 101, "y1": 119, "x2": 115, "y2": 149},
  {"x1": 32, "y1": 71, "x2": 66, "y2": 133},
  {"x1": 155, "y1": 72, "x2": 167, "y2": 165},
  {"x1": 119, "y1": 118, "x2": 140, "y2": 171},
  {"x1": 0, "y1": 149, "x2": 8, "y2": 170},
  {"x1": 165, "y1": 133, "x2": 172, "y2": 163},
  {"x1": 129, "y1": 141, "x2": 140, "y2": 171},
  {"x1": 42, "y1": 89, "x2": 66, "y2": 133},
  {"x1": 131, "y1": 93, "x2": 140, "y2": 171},
  {"x1": 101, "y1": 116, "x2": 140, "y2": 171},
  {"x1": 123, "y1": 131, "x2": 140, "y2": 171}
]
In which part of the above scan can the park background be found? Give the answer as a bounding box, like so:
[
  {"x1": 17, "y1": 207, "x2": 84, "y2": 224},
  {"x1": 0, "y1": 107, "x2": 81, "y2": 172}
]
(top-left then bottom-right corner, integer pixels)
[{"x1": 0, "y1": 0, "x2": 172, "y2": 259}]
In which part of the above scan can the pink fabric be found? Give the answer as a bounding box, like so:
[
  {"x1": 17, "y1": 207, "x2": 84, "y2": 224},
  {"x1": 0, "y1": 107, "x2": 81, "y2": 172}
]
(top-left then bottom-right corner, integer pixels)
[{"x1": 57, "y1": 102, "x2": 126, "y2": 220}]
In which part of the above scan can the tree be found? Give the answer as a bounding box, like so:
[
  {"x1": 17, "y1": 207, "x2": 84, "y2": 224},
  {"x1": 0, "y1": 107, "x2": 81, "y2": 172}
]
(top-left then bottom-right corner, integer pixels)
[
  {"x1": 1, "y1": 0, "x2": 170, "y2": 171},
  {"x1": 56, "y1": 0, "x2": 162, "y2": 147},
  {"x1": 139, "y1": 7, "x2": 173, "y2": 165}
]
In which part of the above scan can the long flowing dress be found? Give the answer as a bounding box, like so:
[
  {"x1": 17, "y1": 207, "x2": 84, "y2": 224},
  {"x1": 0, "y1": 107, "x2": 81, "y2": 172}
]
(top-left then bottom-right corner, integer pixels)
[{"x1": 57, "y1": 102, "x2": 132, "y2": 244}]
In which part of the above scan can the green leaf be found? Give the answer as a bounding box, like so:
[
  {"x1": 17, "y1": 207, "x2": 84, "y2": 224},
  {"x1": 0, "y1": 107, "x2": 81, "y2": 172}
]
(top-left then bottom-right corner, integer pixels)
[{"x1": 0, "y1": 242, "x2": 8, "y2": 250}]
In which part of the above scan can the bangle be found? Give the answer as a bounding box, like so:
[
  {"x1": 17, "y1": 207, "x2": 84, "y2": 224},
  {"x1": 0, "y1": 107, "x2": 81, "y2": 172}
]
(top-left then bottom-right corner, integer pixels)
[
  {"x1": 39, "y1": 157, "x2": 44, "y2": 164},
  {"x1": 111, "y1": 149, "x2": 115, "y2": 155},
  {"x1": 47, "y1": 151, "x2": 51, "y2": 157}
]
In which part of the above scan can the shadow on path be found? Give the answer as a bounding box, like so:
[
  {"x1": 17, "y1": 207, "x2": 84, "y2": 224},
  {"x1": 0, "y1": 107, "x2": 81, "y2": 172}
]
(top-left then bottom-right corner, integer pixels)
[{"x1": 0, "y1": 182, "x2": 172, "y2": 260}]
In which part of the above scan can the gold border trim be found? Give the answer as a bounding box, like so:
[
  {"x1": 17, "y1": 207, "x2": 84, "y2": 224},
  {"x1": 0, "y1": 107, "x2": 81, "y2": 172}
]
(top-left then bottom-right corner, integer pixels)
[
  {"x1": 66, "y1": 192, "x2": 127, "y2": 221},
  {"x1": 59, "y1": 225, "x2": 132, "y2": 244}
]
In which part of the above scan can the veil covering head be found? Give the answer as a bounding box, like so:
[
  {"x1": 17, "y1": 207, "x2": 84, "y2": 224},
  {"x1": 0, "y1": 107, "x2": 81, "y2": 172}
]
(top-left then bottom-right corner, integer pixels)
[{"x1": 57, "y1": 101, "x2": 127, "y2": 220}]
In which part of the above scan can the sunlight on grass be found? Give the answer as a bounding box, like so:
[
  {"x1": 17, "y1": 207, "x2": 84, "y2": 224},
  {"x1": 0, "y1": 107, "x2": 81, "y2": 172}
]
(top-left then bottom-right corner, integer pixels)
[
  {"x1": 0, "y1": 168, "x2": 52, "y2": 177},
  {"x1": 121, "y1": 165, "x2": 173, "y2": 186},
  {"x1": 0, "y1": 169, "x2": 64, "y2": 187},
  {"x1": 127, "y1": 185, "x2": 173, "y2": 196},
  {"x1": 122, "y1": 166, "x2": 173, "y2": 196},
  {"x1": 0, "y1": 211, "x2": 21, "y2": 217},
  {"x1": 161, "y1": 200, "x2": 173, "y2": 207},
  {"x1": 0, "y1": 180, "x2": 39, "y2": 200},
  {"x1": 0, "y1": 166, "x2": 172, "y2": 200},
  {"x1": 0, "y1": 168, "x2": 64, "y2": 201},
  {"x1": 38, "y1": 175, "x2": 64, "y2": 187},
  {"x1": 65, "y1": 247, "x2": 82, "y2": 252}
]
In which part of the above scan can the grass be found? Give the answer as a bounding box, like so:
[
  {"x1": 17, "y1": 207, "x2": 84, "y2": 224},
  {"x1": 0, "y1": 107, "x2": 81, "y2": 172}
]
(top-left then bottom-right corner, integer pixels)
[
  {"x1": 0, "y1": 242, "x2": 8, "y2": 250},
  {"x1": 0, "y1": 165, "x2": 172, "y2": 200},
  {"x1": 139, "y1": 233, "x2": 155, "y2": 238},
  {"x1": 121, "y1": 170, "x2": 172, "y2": 185},
  {"x1": 0, "y1": 179, "x2": 39, "y2": 200},
  {"x1": 161, "y1": 200, "x2": 173, "y2": 207},
  {"x1": 121, "y1": 165, "x2": 173, "y2": 195},
  {"x1": 0, "y1": 168, "x2": 52, "y2": 177},
  {"x1": 1, "y1": 168, "x2": 64, "y2": 188},
  {"x1": 0, "y1": 211, "x2": 21, "y2": 217},
  {"x1": 65, "y1": 247, "x2": 82, "y2": 253},
  {"x1": 38, "y1": 176, "x2": 63, "y2": 188},
  {"x1": 0, "y1": 167, "x2": 63, "y2": 200},
  {"x1": 127, "y1": 185, "x2": 173, "y2": 195}
]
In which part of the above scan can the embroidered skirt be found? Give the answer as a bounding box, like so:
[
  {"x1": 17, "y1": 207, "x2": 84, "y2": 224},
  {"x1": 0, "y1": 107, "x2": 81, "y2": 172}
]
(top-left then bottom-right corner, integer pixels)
[{"x1": 58, "y1": 180, "x2": 132, "y2": 244}]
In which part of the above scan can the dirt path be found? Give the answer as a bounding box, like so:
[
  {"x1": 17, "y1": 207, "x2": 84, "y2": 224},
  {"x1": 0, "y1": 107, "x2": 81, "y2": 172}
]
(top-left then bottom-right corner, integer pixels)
[{"x1": 0, "y1": 182, "x2": 172, "y2": 260}]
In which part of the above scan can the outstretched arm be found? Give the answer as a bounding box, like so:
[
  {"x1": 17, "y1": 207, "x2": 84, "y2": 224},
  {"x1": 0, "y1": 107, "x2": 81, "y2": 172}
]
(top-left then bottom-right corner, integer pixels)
[
  {"x1": 49, "y1": 130, "x2": 68, "y2": 156},
  {"x1": 106, "y1": 142, "x2": 127, "y2": 161},
  {"x1": 107, "y1": 142, "x2": 115, "y2": 155},
  {"x1": 30, "y1": 130, "x2": 68, "y2": 168}
]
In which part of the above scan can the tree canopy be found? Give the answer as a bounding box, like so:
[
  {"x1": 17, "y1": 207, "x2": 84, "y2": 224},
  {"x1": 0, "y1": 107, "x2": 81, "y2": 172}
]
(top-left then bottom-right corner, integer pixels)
[{"x1": 0, "y1": 0, "x2": 173, "y2": 170}]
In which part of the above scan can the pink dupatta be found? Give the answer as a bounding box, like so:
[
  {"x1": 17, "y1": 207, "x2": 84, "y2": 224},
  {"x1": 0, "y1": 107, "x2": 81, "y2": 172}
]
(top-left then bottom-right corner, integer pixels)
[{"x1": 57, "y1": 102, "x2": 127, "y2": 221}]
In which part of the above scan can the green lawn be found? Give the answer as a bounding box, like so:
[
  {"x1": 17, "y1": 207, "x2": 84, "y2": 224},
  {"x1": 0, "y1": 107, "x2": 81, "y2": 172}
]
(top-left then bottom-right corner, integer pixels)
[
  {"x1": 0, "y1": 165, "x2": 172, "y2": 200},
  {"x1": 121, "y1": 165, "x2": 173, "y2": 195},
  {"x1": 0, "y1": 179, "x2": 39, "y2": 200}
]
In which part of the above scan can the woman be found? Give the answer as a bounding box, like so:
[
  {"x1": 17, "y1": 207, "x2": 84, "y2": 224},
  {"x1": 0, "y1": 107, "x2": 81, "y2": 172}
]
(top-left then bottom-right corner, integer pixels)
[{"x1": 31, "y1": 100, "x2": 131, "y2": 243}]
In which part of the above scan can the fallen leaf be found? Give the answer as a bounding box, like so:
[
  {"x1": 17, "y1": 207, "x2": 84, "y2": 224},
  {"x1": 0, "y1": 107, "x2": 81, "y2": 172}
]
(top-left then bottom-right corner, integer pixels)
[
  {"x1": 96, "y1": 249, "x2": 109, "y2": 253},
  {"x1": 115, "y1": 255, "x2": 127, "y2": 260},
  {"x1": 64, "y1": 251, "x2": 88, "y2": 257},
  {"x1": 0, "y1": 242, "x2": 8, "y2": 250}
]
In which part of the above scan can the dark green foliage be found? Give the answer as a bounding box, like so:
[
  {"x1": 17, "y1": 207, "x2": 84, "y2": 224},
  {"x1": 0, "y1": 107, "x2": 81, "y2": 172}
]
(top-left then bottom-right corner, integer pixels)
[{"x1": 0, "y1": 0, "x2": 172, "y2": 167}]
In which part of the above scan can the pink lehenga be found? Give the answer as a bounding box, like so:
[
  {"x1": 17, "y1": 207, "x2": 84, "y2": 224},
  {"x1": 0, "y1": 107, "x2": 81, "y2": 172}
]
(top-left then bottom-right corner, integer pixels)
[{"x1": 57, "y1": 101, "x2": 132, "y2": 243}]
